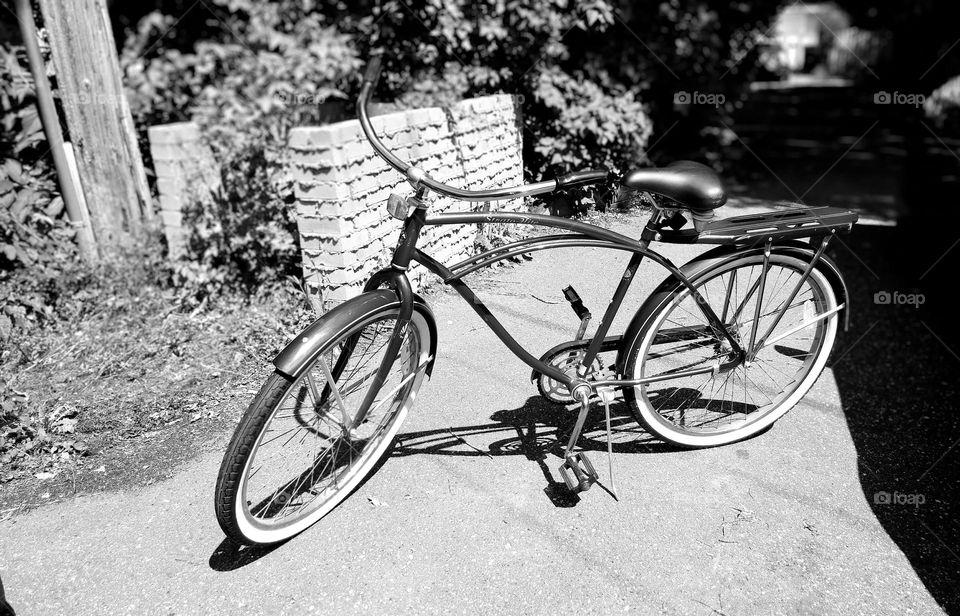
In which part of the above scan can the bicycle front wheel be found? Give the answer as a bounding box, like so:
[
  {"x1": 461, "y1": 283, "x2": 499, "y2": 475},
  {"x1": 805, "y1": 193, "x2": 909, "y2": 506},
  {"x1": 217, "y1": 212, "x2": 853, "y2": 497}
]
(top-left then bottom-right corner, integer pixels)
[
  {"x1": 215, "y1": 303, "x2": 432, "y2": 545},
  {"x1": 623, "y1": 253, "x2": 839, "y2": 448}
]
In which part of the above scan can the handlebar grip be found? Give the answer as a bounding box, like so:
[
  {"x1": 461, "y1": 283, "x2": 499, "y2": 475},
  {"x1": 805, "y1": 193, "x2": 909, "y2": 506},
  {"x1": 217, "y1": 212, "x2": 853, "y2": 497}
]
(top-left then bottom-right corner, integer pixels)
[
  {"x1": 363, "y1": 54, "x2": 384, "y2": 86},
  {"x1": 555, "y1": 169, "x2": 610, "y2": 191}
]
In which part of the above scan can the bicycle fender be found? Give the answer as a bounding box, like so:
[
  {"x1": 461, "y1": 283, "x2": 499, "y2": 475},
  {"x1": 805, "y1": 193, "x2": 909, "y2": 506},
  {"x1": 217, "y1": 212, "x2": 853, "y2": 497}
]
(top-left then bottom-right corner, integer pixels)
[
  {"x1": 273, "y1": 290, "x2": 438, "y2": 380},
  {"x1": 615, "y1": 241, "x2": 850, "y2": 375}
]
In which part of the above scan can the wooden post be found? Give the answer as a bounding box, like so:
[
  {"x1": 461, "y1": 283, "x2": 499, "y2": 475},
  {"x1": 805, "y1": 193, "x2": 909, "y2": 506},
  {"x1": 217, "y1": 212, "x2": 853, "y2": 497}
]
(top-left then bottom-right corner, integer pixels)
[
  {"x1": 15, "y1": 0, "x2": 96, "y2": 261},
  {"x1": 35, "y1": 0, "x2": 153, "y2": 249}
]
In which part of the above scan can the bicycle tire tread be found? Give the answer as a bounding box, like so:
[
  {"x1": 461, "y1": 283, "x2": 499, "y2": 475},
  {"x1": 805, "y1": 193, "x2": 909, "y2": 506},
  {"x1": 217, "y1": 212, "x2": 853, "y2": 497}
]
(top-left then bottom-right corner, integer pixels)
[{"x1": 214, "y1": 371, "x2": 291, "y2": 544}]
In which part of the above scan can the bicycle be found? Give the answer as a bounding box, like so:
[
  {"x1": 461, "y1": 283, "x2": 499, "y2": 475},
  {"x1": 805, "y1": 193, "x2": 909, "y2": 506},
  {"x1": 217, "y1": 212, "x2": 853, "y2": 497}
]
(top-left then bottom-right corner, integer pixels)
[{"x1": 215, "y1": 55, "x2": 858, "y2": 545}]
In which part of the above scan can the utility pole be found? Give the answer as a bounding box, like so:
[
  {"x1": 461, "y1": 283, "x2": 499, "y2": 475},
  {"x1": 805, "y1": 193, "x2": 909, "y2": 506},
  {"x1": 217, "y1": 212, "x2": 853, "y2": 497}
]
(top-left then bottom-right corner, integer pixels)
[
  {"x1": 14, "y1": 0, "x2": 95, "y2": 260},
  {"x1": 35, "y1": 0, "x2": 153, "y2": 249}
]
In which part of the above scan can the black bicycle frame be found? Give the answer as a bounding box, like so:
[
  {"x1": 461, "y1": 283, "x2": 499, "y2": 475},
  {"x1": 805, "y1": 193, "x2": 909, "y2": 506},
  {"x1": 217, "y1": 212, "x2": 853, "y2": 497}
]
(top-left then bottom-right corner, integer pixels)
[{"x1": 365, "y1": 209, "x2": 742, "y2": 392}]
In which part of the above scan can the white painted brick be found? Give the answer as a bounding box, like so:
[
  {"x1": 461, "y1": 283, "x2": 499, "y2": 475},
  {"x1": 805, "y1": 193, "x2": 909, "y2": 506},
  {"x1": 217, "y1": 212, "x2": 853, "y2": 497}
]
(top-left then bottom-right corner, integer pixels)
[
  {"x1": 289, "y1": 95, "x2": 522, "y2": 298},
  {"x1": 296, "y1": 181, "x2": 351, "y2": 201},
  {"x1": 288, "y1": 126, "x2": 337, "y2": 150}
]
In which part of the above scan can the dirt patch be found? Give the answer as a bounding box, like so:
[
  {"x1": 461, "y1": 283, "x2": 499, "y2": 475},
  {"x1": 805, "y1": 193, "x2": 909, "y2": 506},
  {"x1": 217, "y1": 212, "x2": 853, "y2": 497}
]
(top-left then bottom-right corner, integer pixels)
[{"x1": 0, "y1": 274, "x2": 317, "y2": 514}]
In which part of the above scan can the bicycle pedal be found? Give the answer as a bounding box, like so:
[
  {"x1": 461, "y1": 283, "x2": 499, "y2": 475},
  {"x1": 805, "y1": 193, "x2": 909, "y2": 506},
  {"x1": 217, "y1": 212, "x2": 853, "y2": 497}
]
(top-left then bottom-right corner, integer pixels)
[{"x1": 558, "y1": 451, "x2": 598, "y2": 493}]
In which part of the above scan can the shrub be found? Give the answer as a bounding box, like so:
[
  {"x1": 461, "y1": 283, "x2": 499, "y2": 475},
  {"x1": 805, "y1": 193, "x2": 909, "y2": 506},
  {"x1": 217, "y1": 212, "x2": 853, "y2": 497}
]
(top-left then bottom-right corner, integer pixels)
[
  {"x1": 0, "y1": 43, "x2": 82, "y2": 339},
  {"x1": 174, "y1": 142, "x2": 300, "y2": 297},
  {"x1": 827, "y1": 28, "x2": 894, "y2": 83},
  {"x1": 120, "y1": 2, "x2": 361, "y2": 160},
  {"x1": 925, "y1": 75, "x2": 960, "y2": 127},
  {"x1": 0, "y1": 45, "x2": 74, "y2": 273},
  {"x1": 527, "y1": 66, "x2": 653, "y2": 175},
  {"x1": 337, "y1": 0, "x2": 647, "y2": 178}
]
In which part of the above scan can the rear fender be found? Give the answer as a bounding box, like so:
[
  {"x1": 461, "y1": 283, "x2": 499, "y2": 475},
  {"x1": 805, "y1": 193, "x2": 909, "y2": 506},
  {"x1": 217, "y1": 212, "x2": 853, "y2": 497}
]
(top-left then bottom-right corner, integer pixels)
[
  {"x1": 273, "y1": 290, "x2": 438, "y2": 380},
  {"x1": 615, "y1": 241, "x2": 850, "y2": 375}
]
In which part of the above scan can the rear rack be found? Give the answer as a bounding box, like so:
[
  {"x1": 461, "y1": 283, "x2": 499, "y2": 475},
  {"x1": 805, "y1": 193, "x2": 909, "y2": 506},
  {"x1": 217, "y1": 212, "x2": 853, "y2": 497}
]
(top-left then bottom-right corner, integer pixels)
[{"x1": 658, "y1": 206, "x2": 858, "y2": 245}]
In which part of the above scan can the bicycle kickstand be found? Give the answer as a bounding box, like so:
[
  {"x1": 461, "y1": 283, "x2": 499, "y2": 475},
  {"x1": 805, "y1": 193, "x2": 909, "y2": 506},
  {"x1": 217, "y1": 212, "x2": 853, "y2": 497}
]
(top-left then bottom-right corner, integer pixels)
[{"x1": 558, "y1": 386, "x2": 599, "y2": 493}]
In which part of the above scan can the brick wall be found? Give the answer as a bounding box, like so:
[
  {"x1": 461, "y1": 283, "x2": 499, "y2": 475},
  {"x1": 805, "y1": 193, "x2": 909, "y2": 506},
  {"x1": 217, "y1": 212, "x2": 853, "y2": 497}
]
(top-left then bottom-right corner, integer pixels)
[
  {"x1": 289, "y1": 94, "x2": 525, "y2": 303},
  {"x1": 147, "y1": 94, "x2": 525, "y2": 303},
  {"x1": 147, "y1": 123, "x2": 219, "y2": 258}
]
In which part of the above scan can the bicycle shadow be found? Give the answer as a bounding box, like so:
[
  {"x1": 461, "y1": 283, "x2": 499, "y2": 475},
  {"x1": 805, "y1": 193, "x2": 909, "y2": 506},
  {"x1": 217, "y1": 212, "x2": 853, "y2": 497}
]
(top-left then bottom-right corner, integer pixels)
[
  {"x1": 394, "y1": 395, "x2": 677, "y2": 506},
  {"x1": 208, "y1": 538, "x2": 287, "y2": 572}
]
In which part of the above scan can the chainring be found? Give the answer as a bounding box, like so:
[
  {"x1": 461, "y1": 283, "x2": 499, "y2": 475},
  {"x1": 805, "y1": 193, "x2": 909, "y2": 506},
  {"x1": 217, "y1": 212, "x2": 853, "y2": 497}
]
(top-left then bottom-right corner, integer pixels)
[{"x1": 536, "y1": 347, "x2": 604, "y2": 404}]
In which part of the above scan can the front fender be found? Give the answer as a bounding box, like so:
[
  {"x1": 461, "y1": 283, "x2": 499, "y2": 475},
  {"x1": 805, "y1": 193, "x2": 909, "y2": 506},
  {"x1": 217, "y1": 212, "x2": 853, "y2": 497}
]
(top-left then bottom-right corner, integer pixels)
[
  {"x1": 615, "y1": 241, "x2": 850, "y2": 375},
  {"x1": 273, "y1": 290, "x2": 438, "y2": 380}
]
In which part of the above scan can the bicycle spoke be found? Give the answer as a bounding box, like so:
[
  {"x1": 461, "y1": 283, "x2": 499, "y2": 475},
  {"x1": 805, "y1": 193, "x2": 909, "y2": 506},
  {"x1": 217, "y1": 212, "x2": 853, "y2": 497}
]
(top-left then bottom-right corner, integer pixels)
[
  {"x1": 237, "y1": 313, "x2": 424, "y2": 534},
  {"x1": 635, "y1": 257, "x2": 836, "y2": 441}
]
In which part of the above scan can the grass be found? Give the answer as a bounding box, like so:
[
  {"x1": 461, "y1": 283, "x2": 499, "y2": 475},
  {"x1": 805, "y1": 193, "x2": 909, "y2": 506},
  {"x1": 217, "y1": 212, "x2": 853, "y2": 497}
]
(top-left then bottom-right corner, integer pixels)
[{"x1": 0, "y1": 245, "x2": 316, "y2": 503}]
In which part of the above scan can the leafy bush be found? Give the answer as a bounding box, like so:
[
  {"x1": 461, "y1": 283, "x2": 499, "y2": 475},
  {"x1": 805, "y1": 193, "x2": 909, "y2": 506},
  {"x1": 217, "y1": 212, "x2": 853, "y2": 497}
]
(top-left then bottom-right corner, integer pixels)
[
  {"x1": 333, "y1": 0, "x2": 784, "y2": 172},
  {"x1": 1, "y1": 43, "x2": 82, "y2": 339},
  {"x1": 578, "y1": 0, "x2": 784, "y2": 165},
  {"x1": 0, "y1": 45, "x2": 74, "y2": 272},
  {"x1": 827, "y1": 28, "x2": 893, "y2": 83},
  {"x1": 120, "y1": 0, "x2": 650, "y2": 181},
  {"x1": 119, "y1": 2, "x2": 354, "y2": 290},
  {"x1": 925, "y1": 75, "x2": 960, "y2": 128},
  {"x1": 174, "y1": 143, "x2": 300, "y2": 297},
  {"x1": 120, "y1": 2, "x2": 361, "y2": 160},
  {"x1": 527, "y1": 66, "x2": 652, "y2": 175},
  {"x1": 337, "y1": 0, "x2": 645, "y2": 177}
]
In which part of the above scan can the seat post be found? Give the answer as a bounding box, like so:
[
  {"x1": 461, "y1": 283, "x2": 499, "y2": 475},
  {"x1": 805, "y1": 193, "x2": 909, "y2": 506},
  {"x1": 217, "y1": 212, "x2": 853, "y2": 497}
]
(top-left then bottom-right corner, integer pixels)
[{"x1": 638, "y1": 207, "x2": 667, "y2": 249}]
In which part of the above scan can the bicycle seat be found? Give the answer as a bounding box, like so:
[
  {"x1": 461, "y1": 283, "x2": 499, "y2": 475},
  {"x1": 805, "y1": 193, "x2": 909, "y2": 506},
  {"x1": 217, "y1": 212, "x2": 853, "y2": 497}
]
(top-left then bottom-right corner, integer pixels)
[{"x1": 622, "y1": 161, "x2": 727, "y2": 212}]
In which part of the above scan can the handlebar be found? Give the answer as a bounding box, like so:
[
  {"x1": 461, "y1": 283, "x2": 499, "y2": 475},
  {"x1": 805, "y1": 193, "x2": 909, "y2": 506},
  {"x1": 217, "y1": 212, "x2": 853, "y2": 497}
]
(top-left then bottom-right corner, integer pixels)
[
  {"x1": 362, "y1": 53, "x2": 383, "y2": 87},
  {"x1": 356, "y1": 55, "x2": 609, "y2": 203}
]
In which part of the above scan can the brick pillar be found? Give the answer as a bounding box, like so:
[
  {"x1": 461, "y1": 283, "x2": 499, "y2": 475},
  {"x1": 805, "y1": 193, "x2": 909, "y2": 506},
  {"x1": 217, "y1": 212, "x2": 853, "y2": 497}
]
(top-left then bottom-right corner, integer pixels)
[
  {"x1": 288, "y1": 112, "x2": 415, "y2": 307},
  {"x1": 146, "y1": 122, "x2": 219, "y2": 258},
  {"x1": 287, "y1": 96, "x2": 527, "y2": 311}
]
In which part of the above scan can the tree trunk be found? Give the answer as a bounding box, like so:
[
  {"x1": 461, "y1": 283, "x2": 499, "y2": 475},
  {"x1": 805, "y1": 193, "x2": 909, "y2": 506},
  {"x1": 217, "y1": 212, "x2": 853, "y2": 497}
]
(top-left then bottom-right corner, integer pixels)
[{"x1": 36, "y1": 0, "x2": 153, "y2": 250}]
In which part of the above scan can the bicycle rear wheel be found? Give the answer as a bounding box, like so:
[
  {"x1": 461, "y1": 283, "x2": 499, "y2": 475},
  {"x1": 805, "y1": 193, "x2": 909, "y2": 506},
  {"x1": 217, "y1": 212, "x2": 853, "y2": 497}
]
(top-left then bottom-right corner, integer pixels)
[
  {"x1": 215, "y1": 304, "x2": 432, "y2": 545},
  {"x1": 623, "y1": 253, "x2": 838, "y2": 448}
]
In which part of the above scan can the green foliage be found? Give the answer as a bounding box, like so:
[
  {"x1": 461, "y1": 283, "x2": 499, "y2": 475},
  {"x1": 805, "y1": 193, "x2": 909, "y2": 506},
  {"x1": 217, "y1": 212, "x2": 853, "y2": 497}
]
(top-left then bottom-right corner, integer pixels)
[
  {"x1": 925, "y1": 75, "x2": 960, "y2": 128},
  {"x1": 0, "y1": 238, "x2": 316, "y2": 485},
  {"x1": 528, "y1": 67, "x2": 652, "y2": 175},
  {"x1": 580, "y1": 0, "x2": 785, "y2": 164},
  {"x1": 0, "y1": 44, "x2": 79, "y2": 331},
  {"x1": 120, "y1": 2, "x2": 354, "y2": 290},
  {"x1": 827, "y1": 28, "x2": 893, "y2": 83},
  {"x1": 120, "y1": 2, "x2": 361, "y2": 159},
  {"x1": 329, "y1": 0, "x2": 782, "y2": 171},
  {"x1": 174, "y1": 143, "x2": 300, "y2": 296},
  {"x1": 336, "y1": 0, "x2": 642, "y2": 177}
]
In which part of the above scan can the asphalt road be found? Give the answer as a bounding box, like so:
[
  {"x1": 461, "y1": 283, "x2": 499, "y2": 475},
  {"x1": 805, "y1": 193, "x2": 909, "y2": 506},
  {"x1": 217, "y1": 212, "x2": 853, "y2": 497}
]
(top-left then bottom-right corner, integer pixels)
[{"x1": 0, "y1": 207, "x2": 947, "y2": 615}]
